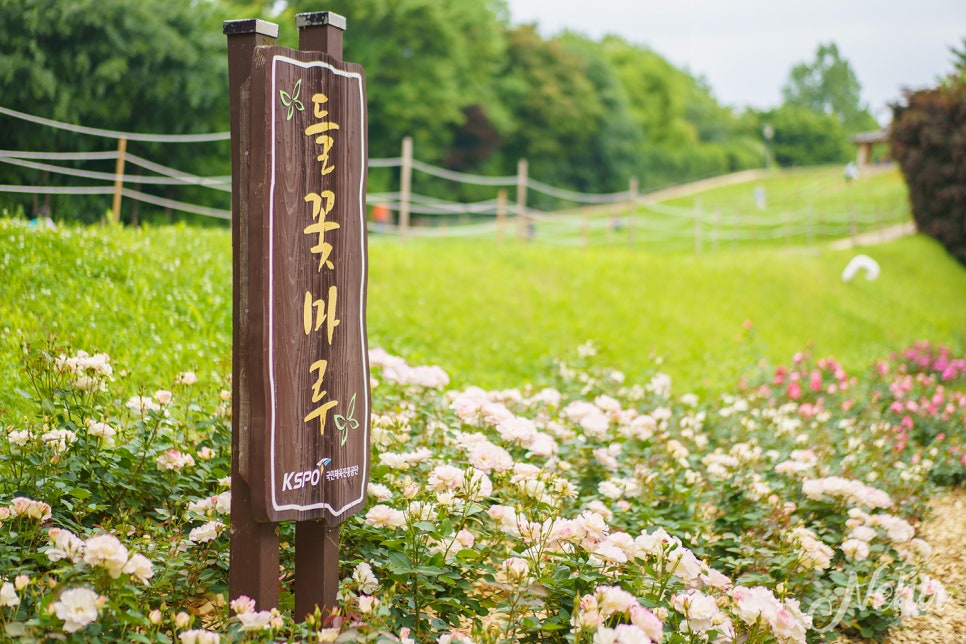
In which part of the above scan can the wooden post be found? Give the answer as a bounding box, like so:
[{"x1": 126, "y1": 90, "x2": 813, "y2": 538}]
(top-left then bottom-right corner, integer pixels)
[
  {"x1": 297, "y1": 10, "x2": 343, "y2": 53},
  {"x1": 713, "y1": 208, "x2": 720, "y2": 253},
  {"x1": 750, "y1": 208, "x2": 756, "y2": 247},
  {"x1": 224, "y1": 16, "x2": 280, "y2": 612},
  {"x1": 516, "y1": 158, "x2": 528, "y2": 240},
  {"x1": 111, "y1": 137, "x2": 127, "y2": 224},
  {"x1": 628, "y1": 177, "x2": 638, "y2": 247},
  {"x1": 496, "y1": 188, "x2": 506, "y2": 246},
  {"x1": 694, "y1": 201, "x2": 702, "y2": 254},
  {"x1": 399, "y1": 136, "x2": 412, "y2": 241},
  {"x1": 293, "y1": 11, "x2": 348, "y2": 623},
  {"x1": 807, "y1": 205, "x2": 814, "y2": 246}
]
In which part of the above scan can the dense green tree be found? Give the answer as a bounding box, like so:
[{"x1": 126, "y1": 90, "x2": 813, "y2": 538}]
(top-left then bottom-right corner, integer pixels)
[
  {"x1": 781, "y1": 42, "x2": 878, "y2": 132},
  {"x1": 600, "y1": 36, "x2": 698, "y2": 147},
  {"x1": 554, "y1": 33, "x2": 643, "y2": 192},
  {"x1": 0, "y1": 0, "x2": 229, "y2": 221},
  {"x1": 765, "y1": 104, "x2": 852, "y2": 166},
  {"x1": 283, "y1": 0, "x2": 508, "y2": 162},
  {"x1": 489, "y1": 25, "x2": 606, "y2": 195}
]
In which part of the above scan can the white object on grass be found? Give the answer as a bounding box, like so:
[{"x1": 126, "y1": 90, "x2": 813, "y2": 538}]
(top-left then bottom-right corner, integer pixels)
[{"x1": 841, "y1": 254, "x2": 880, "y2": 282}]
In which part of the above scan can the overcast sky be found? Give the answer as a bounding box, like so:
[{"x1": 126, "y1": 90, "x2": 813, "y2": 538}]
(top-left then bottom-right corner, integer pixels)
[{"x1": 505, "y1": 0, "x2": 966, "y2": 123}]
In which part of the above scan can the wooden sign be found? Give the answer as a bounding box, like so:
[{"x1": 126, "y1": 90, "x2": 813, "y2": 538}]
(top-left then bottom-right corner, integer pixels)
[{"x1": 246, "y1": 45, "x2": 370, "y2": 524}]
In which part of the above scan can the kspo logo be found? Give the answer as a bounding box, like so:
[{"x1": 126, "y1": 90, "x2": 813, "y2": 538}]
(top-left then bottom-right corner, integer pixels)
[{"x1": 282, "y1": 458, "x2": 331, "y2": 492}]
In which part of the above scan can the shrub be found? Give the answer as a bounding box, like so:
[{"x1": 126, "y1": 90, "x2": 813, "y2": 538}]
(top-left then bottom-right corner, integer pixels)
[
  {"x1": 889, "y1": 81, "x2": 966, "y2": 267},
  {"x1": 1, "y1": 338, "x2": 961, "y2": 642}
]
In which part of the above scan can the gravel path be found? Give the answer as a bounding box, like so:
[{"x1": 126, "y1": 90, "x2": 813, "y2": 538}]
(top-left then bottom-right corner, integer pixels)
[
  {"x1": 828, "y1": 222, "x2": 917, "y2": 250},
  {"x1": 836, "y1": 487, "x2": 966, "y2": 643}
]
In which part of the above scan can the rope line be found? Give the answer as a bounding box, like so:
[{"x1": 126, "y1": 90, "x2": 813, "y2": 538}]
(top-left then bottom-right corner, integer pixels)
[
  {"x1": 124, "y1": 154, "x2": 231, "y2": 189},
  {"x1": 121, "y1": 188, "x2": 231, "y2": 219},
  {"x1": 409, "y1": 159, "x2": 517, "y2": 187},
  {"x1": 0, "y1": 185, "x2": 113, "y2": 195},
  {"x1": 0, "y1": 150, "x2": 119, "y2": 162},
  {"x1": 368, "y1": 157, "x2": 402, "y2": 168},
  {"x1": 0, "y1": 106, "x2": 231, "y2": 143},
  {"x1": 0, "y1": 106, "x2": 908, "y2": 246},
  {"x1": 528, "y1": 178, "x2": 629, "y2": 204},
  {"x1": 0, "y1": 156, "x2": 231, "y2": 191}
]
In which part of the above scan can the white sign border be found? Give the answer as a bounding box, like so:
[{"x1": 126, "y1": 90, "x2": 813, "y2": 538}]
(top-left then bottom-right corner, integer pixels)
[{"x1": 267, "y1": 54, "x2": 370, "y2": 517}]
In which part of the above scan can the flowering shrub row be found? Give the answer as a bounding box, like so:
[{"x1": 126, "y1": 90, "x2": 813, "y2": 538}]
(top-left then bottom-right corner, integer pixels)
[{"x1": 0, "y1": 338, "x2": 961, "y2": 642}]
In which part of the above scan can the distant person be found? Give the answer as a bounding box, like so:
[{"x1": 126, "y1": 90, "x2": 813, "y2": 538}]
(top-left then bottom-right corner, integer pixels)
[
  {"x1": 372, "y1": 203, "x2": 390, "y2": 233},
  {"x1": 844, "y1": 161, "x2": 858, "y2": 182},
  {"x1": 754, "y1": 186, "x2": 766, "y2": 210}
]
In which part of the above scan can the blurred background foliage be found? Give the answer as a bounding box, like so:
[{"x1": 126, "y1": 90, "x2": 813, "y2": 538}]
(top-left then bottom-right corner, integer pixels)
[{"x1": 0, "y1": 0, "x2": 910, "y2": 222}]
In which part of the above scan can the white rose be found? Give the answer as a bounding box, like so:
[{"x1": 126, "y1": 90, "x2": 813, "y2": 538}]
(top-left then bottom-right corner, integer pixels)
[{"x1": 53, "y1": 587, "x2": 99, "y2": 633}]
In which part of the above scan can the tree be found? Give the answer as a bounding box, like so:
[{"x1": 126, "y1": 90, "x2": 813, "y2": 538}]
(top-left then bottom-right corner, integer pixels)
[
  {"x1": 600, "y1": 36, "x2": 697, "y2": 148},
  {"x1": 765, "y1": 105, "x2": 851, "y2": 167},
  {"x1": 556, "y1": 33, "x2": 643, "y2": 192},
  {"x1": 948, "y1": 38, "x2": 966, "y2": 83},
  {"x1": 284, "y1": 0, "x2": 508, "y2": 162},
  {"x1": 781, "y1": 42, "x2": 878, "y2": 133},
  {"x1": 0, "y1": 0, "x2": 230, "y2": 221},
  {"x1": 489, "y1": 25, "x2": 607, "y2": 196},
  {"x1": 890, "y1": 81, "x2": 966, "y2": 267}
]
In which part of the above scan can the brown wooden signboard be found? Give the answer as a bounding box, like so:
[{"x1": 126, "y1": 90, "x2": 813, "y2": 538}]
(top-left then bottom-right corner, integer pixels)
[
  {"x1": 246, "y1": 46, "x2": 370, "y2": 524},
  {"x1": 225, "y1": 13, "x2": 369, "y2": 618}
]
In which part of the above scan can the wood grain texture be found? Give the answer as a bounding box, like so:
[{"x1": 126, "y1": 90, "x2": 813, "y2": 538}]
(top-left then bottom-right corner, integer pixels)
[{"x1": 248, "y1": 46, "x2": 370, "y2": 524}]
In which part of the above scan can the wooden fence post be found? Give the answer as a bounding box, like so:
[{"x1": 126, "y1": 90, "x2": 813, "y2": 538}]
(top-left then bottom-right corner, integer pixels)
[
  {"x1": 399, "y1": 136, "x2": 412, "y2": 241},
  {"x1": 496, "y1": 188, "x2": 506, "y2": 246},
  {"x1": 224, "y1": 16, "x2": 280, "y2": 613},
  {"x1": 750, "y1": 208, "x2": 756, "y2": 247},
  {"x1": 807, "y1": 205, "x2": 814, "y2": 246},
  {"x1": 628, "y1": 176, "x2": 638, "y2": 247},
  {"x1": 694, "y1": 200, "x2": 702, "y2": 254},
  {"x1": 517, "y1": 158, "x2": 528, "y2": 240},
  {"x1": 713, "y1": 208, "x2": 720, "y2": 253},
  {"x1": 111, "y1": 137, "x2": 127, "y2": 224}
]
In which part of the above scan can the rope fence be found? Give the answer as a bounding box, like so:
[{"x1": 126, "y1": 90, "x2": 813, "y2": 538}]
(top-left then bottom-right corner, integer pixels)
[{"x1": 0, "y1": 106, "x2": 909, "y2": 251}]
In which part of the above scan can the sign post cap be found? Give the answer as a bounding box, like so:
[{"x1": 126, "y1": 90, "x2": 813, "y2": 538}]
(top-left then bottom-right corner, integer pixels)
[
  {"x1": 296, "y1": 12, "x2": 347, "y2": 31},
  {"x1": 223, "y1": 19, "x2": 280, "y2": 38}
]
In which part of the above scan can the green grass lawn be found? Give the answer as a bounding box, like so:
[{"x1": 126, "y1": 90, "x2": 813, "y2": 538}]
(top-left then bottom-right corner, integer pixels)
[
  {"x1": 367, "y1": 234, "x2": 966, "y2": 395},
  {"x1": 0, "y1": 165, "x2": 963, "y2": 412}
]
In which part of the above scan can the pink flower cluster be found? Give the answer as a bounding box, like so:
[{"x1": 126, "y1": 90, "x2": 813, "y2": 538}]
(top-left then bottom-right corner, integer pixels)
[
  {"x1": 46, "y1": 528, "x2": 153, "y2": 583},
  {"x1": 731, "y1": 585, "x2": 811, "y2": 643},
  {"x1": 801, "y1": 476, "x2": 892, "y2": 509},
  {"x1": 576, "y1": 585, "x2": 663, "y2": 642},
  {"x1": 369, "y1": 348, "x2": 450, "y2": 389},
  {"x1": 897, "y1": 341, "x2": 966, "y2": 382}
]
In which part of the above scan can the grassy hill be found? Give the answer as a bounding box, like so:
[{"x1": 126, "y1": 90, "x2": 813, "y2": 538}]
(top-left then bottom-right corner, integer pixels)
[
  {"x1": 0, "y1": 165, "x2": 963, "y2": 411},
  {"x1": 367, "y1": 233, "x2": 966, "y2": 394}
]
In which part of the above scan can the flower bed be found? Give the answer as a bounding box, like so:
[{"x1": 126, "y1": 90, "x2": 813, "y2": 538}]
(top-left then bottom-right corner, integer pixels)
[{"x1": 0, "y1": 338, "x2": 962, "y2": 642}]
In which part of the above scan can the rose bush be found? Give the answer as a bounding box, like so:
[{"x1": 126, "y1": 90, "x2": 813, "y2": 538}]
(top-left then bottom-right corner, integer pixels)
[{"x1": 0, "y1": 338, "x2": 961, "y2": 642}]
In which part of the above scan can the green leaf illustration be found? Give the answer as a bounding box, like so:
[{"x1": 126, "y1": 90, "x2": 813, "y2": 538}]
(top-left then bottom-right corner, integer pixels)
[
  {"x1": 334, "y1": 393, "x2": 359, "y2": 447},
  {"x1": 279, "y1": 78, "x2": 305, "y2": 121}
]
